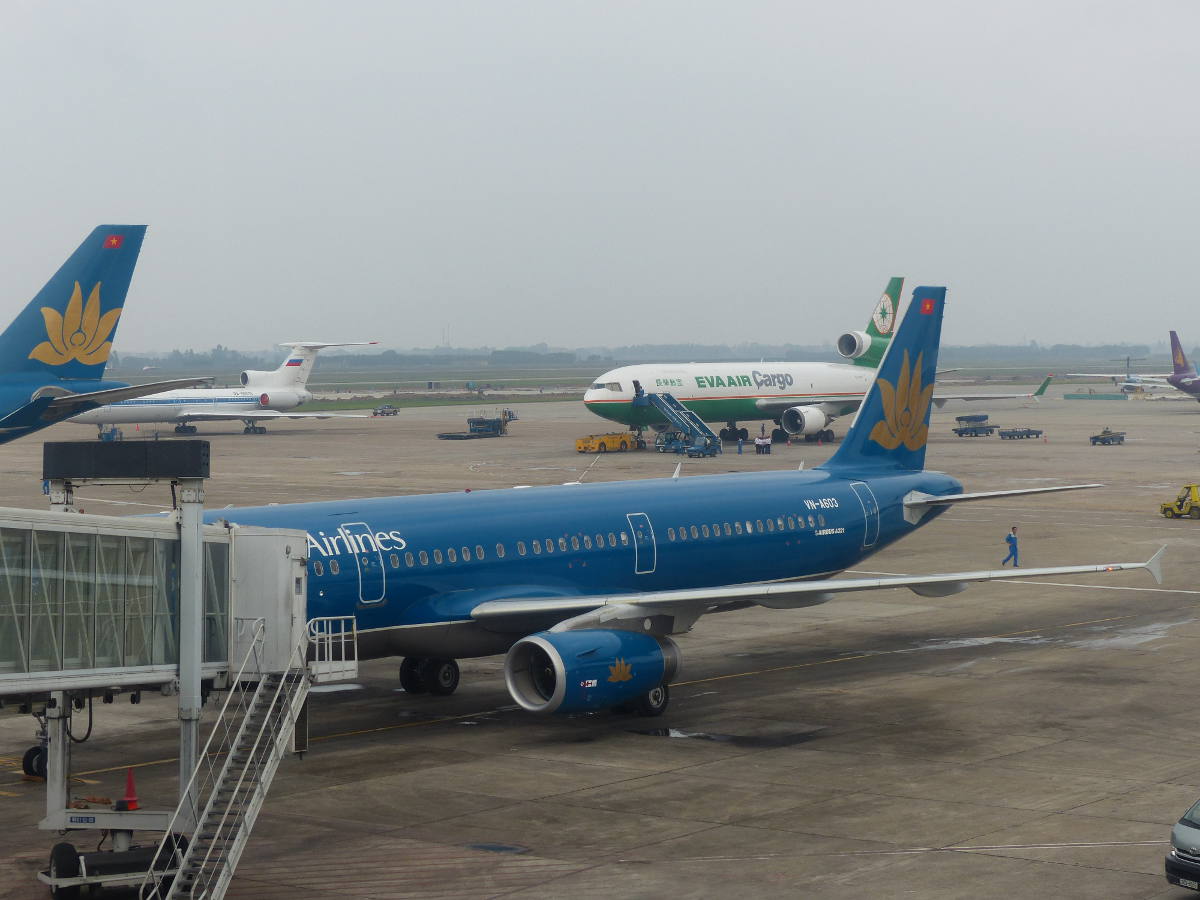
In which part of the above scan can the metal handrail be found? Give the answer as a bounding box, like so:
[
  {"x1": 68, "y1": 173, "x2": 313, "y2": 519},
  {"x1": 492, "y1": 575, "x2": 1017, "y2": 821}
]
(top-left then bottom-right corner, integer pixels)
[{"x1": 138, "y1": 617, "x2": 266, "y2": 900}]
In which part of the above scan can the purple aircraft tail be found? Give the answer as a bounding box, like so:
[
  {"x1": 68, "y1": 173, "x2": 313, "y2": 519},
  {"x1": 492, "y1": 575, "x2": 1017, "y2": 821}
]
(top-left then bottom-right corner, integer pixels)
[{"x1": 1170, "y1": 331, "x2": 1196, "y2": 376}]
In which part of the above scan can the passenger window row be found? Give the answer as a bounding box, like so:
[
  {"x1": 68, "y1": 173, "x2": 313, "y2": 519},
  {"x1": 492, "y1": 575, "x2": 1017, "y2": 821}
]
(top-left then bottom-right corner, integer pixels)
[{"x1": 666, "y1": 512, "x2": 824, "y2": 543}]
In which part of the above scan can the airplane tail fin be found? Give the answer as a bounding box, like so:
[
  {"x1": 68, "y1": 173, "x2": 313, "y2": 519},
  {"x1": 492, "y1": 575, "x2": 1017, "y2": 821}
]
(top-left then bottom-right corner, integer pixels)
[
  {"x1": 821, "y1": 286, "x2": 946, "y2": 473},
  {"x1": 1169, "y1": 331, "x2": 1195, "y2": 376},
  {"x1": 0, "y1": 226, "x2": 146, "y2": 380},
  {"x1": 243, "y1": 341, "x2": 377, "y2": 388},
  {"x1": 837, "y1": 277, "x2": 903, "y2": 368}
]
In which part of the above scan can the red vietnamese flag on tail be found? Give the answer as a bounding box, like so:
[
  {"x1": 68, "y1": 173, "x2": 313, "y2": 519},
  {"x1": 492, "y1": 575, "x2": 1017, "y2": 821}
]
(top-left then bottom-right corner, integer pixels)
[
  {"x1": 920, "y1": 296, "x2": 936, "y2": 314},
  {"x1": 103, "y1": 234, "x2": 124, "y2": 249}
]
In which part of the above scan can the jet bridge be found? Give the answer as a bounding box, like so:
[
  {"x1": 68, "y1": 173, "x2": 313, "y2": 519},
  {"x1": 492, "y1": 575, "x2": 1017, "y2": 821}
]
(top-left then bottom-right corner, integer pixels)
[{"x1": 0, "y1": 440, "x2": 357, "y2": 900}]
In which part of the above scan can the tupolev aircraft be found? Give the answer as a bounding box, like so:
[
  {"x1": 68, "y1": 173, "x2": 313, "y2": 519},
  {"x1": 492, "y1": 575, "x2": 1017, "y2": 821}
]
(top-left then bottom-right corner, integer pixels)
[
  {"x1": 206, "y1": 286, "x2": 1162, "y2": 717},
  {"x1": 584, "y1": 278, "x2": 1050, "y2": 442},
  {"x1": 70, "y1": 342, "x2": 375, "y2": 435},
  {"x1": 0, "y1": 225, "x2": 206, "y2": 445}
]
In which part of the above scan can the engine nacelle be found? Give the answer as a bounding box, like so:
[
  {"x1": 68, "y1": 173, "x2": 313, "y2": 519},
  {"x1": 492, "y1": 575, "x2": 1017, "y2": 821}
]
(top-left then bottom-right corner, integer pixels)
[
  {"x1": 836, "y1": 330, "x2": 870, "y2": 359},
  {"x1": 836, "y1": 331, "x2": 889, "y2": 363},
  {"x1": 240, "y1": 370, "x2": 271, "y2": 386},
  {"x1": 781, "y1": 405, "x2": 830, "y2": 435},
  {"x1": 255, "y1": 389, "x2": 302, "y2": 409},
  {"x1": 504, "y1": 629, "x2": 681, "y2": 714}
]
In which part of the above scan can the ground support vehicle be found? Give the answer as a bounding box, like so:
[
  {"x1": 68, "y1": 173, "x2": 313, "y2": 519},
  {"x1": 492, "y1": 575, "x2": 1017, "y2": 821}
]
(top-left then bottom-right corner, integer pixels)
[
  {"x1": 952, "y1": 424, "x2": 996, "y2": 437},
  {"x1": 437, "y1": 408, "x2": 518, "y2": 440},
  {"x1": 1090, "y1": 427, "x2": 1126, "y2": 445},
  {"x1": 998, "y1": 427, "x2": 1043, "y2": 440},
  {"x1": 575, "y1": 432, "x2": 643, "y2": 453},
  {"x1": 372, "y1": 405, "x2": 399, "y2": 416},
  {"x1": 1161, "y1": 484, "x2": 1200, "y2": 518}
]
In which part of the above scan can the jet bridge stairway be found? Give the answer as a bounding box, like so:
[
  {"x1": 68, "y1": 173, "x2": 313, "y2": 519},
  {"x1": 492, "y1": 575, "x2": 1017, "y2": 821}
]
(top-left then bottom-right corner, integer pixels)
[
  {"x1": 140, "y1": 616, "x2": 357, "y2": 900},
  {"x1": 638, "y1": 392, "x2": 722, "y2": 456}
]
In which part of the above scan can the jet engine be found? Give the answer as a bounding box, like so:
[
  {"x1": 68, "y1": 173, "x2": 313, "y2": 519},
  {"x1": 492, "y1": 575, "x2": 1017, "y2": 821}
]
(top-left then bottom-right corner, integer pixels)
[
  {"x1": 254, "y1": 389, "x2": 303, "y2": 409},
  {"x1": 504, "y1": 629, "x2": 681, "y2": 714},
  {"x1": 240, "y1": 369, "x2": 271, "y2": 386},
  {"x1": 836, "y1": 330, "x2": 889, "y2": 362},
  {"x1": 781, "y1": 405, "x2": 830, "y2": 436}
]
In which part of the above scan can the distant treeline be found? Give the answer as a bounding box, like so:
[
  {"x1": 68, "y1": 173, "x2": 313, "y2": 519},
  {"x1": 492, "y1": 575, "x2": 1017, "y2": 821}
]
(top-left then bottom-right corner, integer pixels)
[{"x1": 109, "y1": 340, "x2": 1186, "y2": 376}]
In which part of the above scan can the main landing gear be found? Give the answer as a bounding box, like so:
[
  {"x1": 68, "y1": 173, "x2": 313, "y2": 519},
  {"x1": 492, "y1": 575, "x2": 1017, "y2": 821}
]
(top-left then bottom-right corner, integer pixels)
[
  {"x1": 616, "y1": 684, "x2": 670, "y2": 717},
  {"x1": 174, "y1": 423, "x2": 199, "y2": 435},
  {"x1": 718, "y1": 422, "x2": 749, "y2": 442},
  {"x1": 399, "y1": 657, "x2": 460, "y2": 696},
  {"x1": 241, "y1": 421, "x2": 268, "y2": 435}
]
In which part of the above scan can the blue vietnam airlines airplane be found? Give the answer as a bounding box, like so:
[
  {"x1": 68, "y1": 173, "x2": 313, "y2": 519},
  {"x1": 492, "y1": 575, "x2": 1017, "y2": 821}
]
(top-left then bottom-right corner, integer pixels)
[
  {"x1": 209, "y1": 287, "x2": 1164, "y2": 716},
  {"x1": 0, "y1": 225, "x2": 205, "y2": 444}
]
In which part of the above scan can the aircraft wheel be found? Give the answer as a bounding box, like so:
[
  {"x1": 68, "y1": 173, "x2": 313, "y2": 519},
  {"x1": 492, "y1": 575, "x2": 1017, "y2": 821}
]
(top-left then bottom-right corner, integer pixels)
[
  {"x1": 821, "y1": 429, "x2": 835, "y2": 442},
  {"x1": 48, "y1": 842, "x2": 81, "y2": 900},
  {"x1": 771, "y1": 428, "x2": 787, "y2": 443},
  {"x1": 419, "y1": 658, "x2": 460, "y2": 696},
  {"x1": 399, "y1": 657, "x2": 426, "y2": 694},
  {"x1": 738, "y1": 428, "x2": 748, "y2": 441},
  {"x1": 634, "y1": 684, "x2": 669, "y2": 717},
  {"x1": 22, "y1": 745, "x2": 46, "y2": 777}
]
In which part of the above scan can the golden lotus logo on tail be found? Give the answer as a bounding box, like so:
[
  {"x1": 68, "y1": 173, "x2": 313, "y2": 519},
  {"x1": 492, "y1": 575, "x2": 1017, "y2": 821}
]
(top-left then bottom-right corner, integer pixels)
[
  {"x1": 607, "y1": 658, "x2": 633, "y2": 683},
  {"x1": 869, "y1": 350, "x2": 933, "y2": 451},
  {"x1": 28, "y1": 281, "x2": 122, "y2": 366}
]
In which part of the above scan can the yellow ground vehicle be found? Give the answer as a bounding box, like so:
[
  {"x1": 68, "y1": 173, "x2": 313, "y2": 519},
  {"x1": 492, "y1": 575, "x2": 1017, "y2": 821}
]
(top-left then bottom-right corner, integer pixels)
[
  {"x1": 1161, "y1": 484, "x2": 1200, "y2": 518},
  {"x1": 575, "y1": 432, "x2": 643, "y2": 453}
]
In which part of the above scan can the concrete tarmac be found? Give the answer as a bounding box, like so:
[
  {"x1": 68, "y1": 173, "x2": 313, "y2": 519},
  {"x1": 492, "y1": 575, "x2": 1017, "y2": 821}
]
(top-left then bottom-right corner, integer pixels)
[{"x1": 2, "y1": 389, "x2": 1200, "y2": 898}]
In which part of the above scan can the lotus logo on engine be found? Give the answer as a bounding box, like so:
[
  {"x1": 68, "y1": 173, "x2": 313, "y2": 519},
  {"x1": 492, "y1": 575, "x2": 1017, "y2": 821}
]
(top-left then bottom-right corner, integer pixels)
[{"x1": 607, "y1": 658, "x2": 633, "y2": 682}]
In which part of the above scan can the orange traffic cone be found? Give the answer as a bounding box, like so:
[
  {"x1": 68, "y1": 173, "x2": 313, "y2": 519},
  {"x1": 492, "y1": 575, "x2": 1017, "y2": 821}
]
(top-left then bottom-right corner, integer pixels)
[{"x1": 116, "y1": 767, "x2": 139, "y2": 811}]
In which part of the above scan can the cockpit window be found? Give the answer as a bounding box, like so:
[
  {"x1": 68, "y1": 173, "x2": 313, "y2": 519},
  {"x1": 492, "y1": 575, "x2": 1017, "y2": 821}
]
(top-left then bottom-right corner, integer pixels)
[{"x1": 590, "y1": 382, "x2": 623, "y2": 392}]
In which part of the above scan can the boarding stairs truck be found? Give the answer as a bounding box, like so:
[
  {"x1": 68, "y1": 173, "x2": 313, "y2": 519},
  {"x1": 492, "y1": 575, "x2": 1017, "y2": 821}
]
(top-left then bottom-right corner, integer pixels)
[{"x1": 635, "y1": 392, "x2": 722, "y2": 457}]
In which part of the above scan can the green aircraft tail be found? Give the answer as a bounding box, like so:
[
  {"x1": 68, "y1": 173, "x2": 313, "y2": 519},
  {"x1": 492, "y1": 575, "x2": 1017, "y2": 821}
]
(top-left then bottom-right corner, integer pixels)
[{"x1": 840, "y1": 276, "x2": 903, "y2": 368}]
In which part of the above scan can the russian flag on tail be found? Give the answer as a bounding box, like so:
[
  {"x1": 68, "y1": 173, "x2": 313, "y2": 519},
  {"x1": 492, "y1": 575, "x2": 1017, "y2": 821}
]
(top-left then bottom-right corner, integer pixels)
[{"x1": 284, "y1": 358, "x2": 304, "y2": 367}]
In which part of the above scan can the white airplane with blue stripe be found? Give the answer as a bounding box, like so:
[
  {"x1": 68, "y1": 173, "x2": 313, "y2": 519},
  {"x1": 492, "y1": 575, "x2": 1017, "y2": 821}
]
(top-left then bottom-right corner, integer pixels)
[
  {"x1": 208, "y1": 287, "x2": 1163, "y2": 716},
  {"x1": 70, "y1": 342, "x2": 374, "y2": 435}
]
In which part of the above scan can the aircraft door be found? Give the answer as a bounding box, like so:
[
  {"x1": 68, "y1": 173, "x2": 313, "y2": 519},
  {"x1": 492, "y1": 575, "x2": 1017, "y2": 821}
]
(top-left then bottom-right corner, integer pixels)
[
  {"x1": 625, "y1": 512, "x2": 656, "y2": 575},
  {"x1": 849, "y1": 482, "x2": 880, "y2": 549},
  {"x1": 341, "y1": 522, "x2": 387, "y2": 604}
]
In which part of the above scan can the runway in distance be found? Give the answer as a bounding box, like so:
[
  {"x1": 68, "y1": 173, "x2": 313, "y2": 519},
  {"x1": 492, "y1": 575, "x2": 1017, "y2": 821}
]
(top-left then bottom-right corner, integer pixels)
[
  {"x1": 207, "y1": 285, "x2": 1162, "y2": 717},
  {"x1": 583, "y1": 278, "x2": 1050, "y2": 442},
  {"x1": 70, "y1": 342, "x2": 375, "y2": 435},
  {"x1": 1067, "y1": 331, "x2": 1200, "y2": 400},
  {"x1": 0, "y1": 225, "x2": 206, "y2": 445}
]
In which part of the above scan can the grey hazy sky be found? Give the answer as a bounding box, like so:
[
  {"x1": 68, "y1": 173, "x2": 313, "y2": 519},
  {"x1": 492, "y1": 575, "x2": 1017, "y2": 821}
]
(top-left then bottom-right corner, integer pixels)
[{"x1": 2, "y1": 1, "x2": 1196, "y2": 353}]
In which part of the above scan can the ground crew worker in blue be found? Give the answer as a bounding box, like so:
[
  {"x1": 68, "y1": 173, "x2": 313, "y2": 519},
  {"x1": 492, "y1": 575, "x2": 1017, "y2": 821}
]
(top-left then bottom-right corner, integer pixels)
[{"x1": 1001, "y1": 526, "x2": 1019, "y2": 567}]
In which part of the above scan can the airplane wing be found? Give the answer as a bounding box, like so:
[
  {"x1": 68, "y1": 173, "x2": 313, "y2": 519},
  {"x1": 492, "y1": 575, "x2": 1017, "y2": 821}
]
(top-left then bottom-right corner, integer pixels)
[
  {"x1": 470, "y1": 548, "x2": 1164, "y2": 636},
  {"x1": 1065, "y1": 372, "x2": 1173, "y2": 379},
  {"x1": 930, "y1": 375, "x2": 1053, "y2": 407},
  {"x1": 178, "y1": 410, "x2": 369, "y2": 421},
  {"x1": 0, "y1": 378, "x2": 214, "y2": 431}
]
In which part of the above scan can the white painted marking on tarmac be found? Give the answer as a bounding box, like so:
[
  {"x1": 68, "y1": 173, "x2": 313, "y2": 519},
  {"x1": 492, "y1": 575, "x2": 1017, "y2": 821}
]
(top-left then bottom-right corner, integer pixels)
[{"x1": 1068, "y1": 619, "x2": 1195, "y2": 649}]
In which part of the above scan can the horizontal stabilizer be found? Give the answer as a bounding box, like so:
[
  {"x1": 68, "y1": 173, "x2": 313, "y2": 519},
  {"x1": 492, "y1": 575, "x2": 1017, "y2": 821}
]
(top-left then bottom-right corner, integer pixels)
[
  {"x1": 471, "y1": 547, "x2": 1163, "y2": 636},
  {"x1": 903, "y1": 483, "x2": 1101, "y2": 523},
  {"x1": 0, "y1": 377, "x2": 212, "y2": 430}
]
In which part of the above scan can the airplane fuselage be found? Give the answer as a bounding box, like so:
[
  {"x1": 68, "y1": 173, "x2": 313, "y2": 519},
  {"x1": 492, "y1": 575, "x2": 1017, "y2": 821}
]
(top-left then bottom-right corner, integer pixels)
[
  {"x1": 70, "y1": 386, "x2": 311, "y2": 426},
  {"x1": 584, "y1": 362, "x2": 874, "y2": 428},
  {"x1": 206, "y1": 466, "x2": 961, "y2": 660}
]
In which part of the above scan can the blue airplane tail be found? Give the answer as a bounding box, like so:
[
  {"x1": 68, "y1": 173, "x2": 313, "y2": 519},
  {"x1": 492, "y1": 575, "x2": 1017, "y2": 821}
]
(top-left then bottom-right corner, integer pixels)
[
  {"x1": 821, "y1": 285, "x2": 947, "y2": 472},
  {"x1": 0, "y1": 226, "x2": 147, "y2": 380}
]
